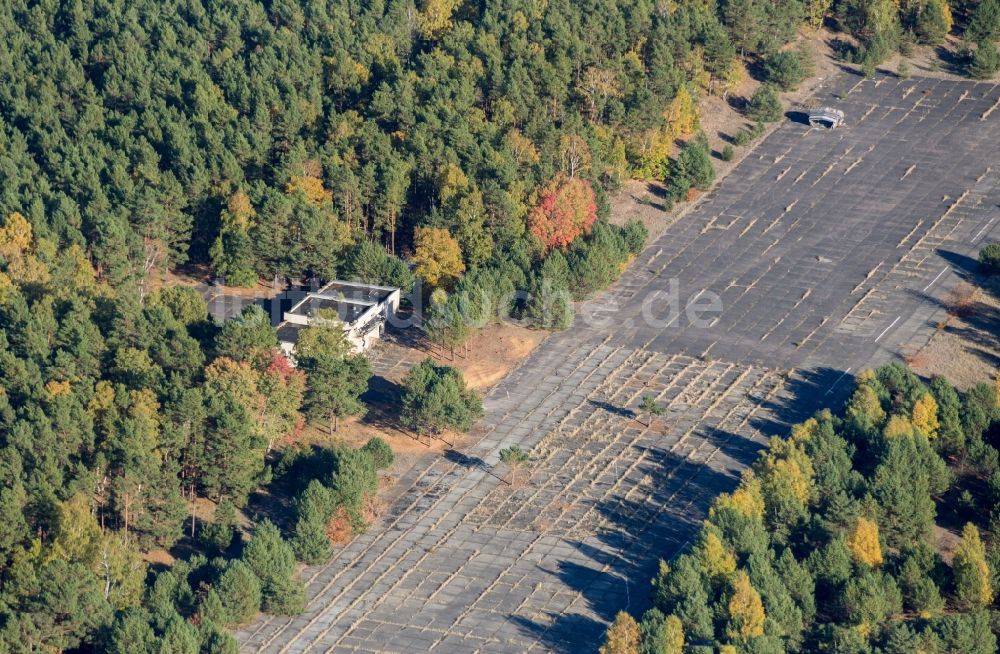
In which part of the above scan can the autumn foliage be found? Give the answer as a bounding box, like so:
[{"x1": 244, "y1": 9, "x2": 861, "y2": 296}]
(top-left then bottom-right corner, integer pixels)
[
  {"x1": 527, "y1": 175, "x2": 598, "y2": 252},
  {"x1": 412, "y1": 226, "x2": 465, "y2": 289},
  {"x1": 847, "y1": 516, "x2": 883, "y2": 568},
  {"x1": 600, "y1": 611, "x2": 640, "y2": 654},
  {"x1": 726, "y1": 571, "x2": 766, "y2": 639},
  {"x1": 954, "y1": 523, "x2": 994, "y2": 607}
]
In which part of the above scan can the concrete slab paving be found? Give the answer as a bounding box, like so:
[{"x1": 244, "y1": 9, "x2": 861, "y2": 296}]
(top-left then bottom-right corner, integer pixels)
[{"x1": 238, "y1": 74, "x2": 1000, "y2": 653}]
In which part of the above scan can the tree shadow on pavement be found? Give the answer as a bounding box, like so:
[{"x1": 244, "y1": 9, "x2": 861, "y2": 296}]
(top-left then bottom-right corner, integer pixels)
[
  {"x1": 544, "y1": 438, "x2": 757, "y2": 624},
  {"x1": 937, "y1": 249, "x2": 979, "y2": 279},
  {"x1": 587, "y1": 399, "x2": 637, "y2": 420},
  {"x1": 750, "y1": 366, "x2": 851, "y2": 438},
  {"x1": 510, "y1": 612, "x2": 608, "y2": 654},
  {"x1": 552, "y1": 367, "x2": 857, "y2": 629}
]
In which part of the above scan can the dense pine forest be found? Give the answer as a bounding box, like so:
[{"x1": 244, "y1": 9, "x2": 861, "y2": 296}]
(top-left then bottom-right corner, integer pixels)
[
  {"x1": 0, "y1": 0, "x2": 999, "y2": 651},
  {"x1": 603, "y1": 364, "x2": 1000, "y2": 654}
]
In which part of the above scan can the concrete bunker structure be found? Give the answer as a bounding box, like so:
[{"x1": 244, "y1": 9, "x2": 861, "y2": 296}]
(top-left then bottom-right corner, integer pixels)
[
  {"x1": 808, "y1": 107, "x2": 846, "y2": 129},
  {"x1": 277, "y1": 280, "x2": 400, "y2": 358}
]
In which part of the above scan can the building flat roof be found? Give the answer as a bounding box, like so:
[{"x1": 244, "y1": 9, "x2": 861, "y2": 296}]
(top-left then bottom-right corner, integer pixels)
[
  {"x1": 285, "y1": 280, "x2": 398, "y2": 324},
  {"x1": 288, "y1": 295, "x2": 370, "y2": 323},
  {"x1": 319, "y1": 280, "x2": 396, "y2": 304}
]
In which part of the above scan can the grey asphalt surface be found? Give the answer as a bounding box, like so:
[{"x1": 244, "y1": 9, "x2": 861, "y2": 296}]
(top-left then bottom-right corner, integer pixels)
[{"x1": 238, "y1": 74, "x2": 1000, "y2": 653}]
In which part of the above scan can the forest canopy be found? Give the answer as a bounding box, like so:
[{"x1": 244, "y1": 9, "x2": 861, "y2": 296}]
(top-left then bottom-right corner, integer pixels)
[
  {"x1": 607, "y1": 363, "x2": 1000, "y2": 654},
  {"x1": 0, "y1": 0, "x2": 768, "y2": 293},
  {"x1": 0, "y1": 0, "x2": 998, "y2": 651}
]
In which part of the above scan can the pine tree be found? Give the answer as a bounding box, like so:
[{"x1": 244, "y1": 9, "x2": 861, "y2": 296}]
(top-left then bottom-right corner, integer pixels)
[
  {"x1": 160, "y1": 613, "x2": 200, "y2": 654},
  {"x1": 930, "y1": 608, "x2": 997, "y2": 653},
  {"x1": 210, "y1": 192, "x2": 258, "y2": 287},
  {"x1": 871, "y1": 438, "x2": 936, "y2": 548},
  {"x1": 808, "y1": 536, "x2": 853, "y2": 591},
  {"x1": 102, "y1": 608, "x2": 159, "y2": 654},
  {"x1": 290, "y1": 481, "x2": 335, "y2": 564},
  {"x1": 929, "y1": 376, "x2": 964, "y2": 454},
  {"x1": 499, "y1": 446, "x2": 530, "y2": 487},
  {"x1": 746, "y1": 84, "x2": 784, "y2": 123},
  {"x1": 329, "y1": 447, "x2": 380, "y2": 532},
  {"x1": 214, "y1": 305, "x2": 279, "y2": 363},
  {"x1": 302, "y1": 354, "x2": 370, "y2": 434},
  {"x1": 362, "y1": 437, "x2": 395, "y2": 470},
  {"x1": 423, "y1": 295, "x2": 470, "y2": 359},
  {"x1": 915, "y1": 0, "x2": 953, "y2": 44},
  {"x1": 201, "y1": 390, "x2": 266, "y2": 506},
  {"x1": 669, "y1": 136, "x2": 715, "y2": 200},
  {"x1": 198, "y1": 620, "x2": 240, "y2": 654},
  {"x1": 638, "y1": 395, "x2": 665, "y2": 427},
  {"x1": 841, "y1": 571, "x2": 903, "y2": 633},
  {"x1": 400, "y1": 358, "x2": 483, "y2": 436},
  {"x1": 966, "y1": 41, "x2": 1000, "y2": 79},
  {"x1": 898, "y1": 545, "x2": 945, "y2": 618},
  {"x1": 201, "y1": 498, "x2": 238, "y2": 553},
  {"x1": 215, "y1": 560, "x2": 262, "y2": 626},
  {"x1": 651, "y1": 557, "x2": 714, "y2": 641},
  {"x1": 526, "y1": 276, "x2": 574, "y2": 331},
  {"x1": 241, "y1": 520, "x2": 305, "y2": 615},
  {"x1": 637, "y1": 608, "x2": 684, "y2": 654},
  {"x1": 966, "y1": 0, "x2": 1000, "y2": 43},
  {"x1": 13, "y1": 559, "x2": 113, "y2": 652}
]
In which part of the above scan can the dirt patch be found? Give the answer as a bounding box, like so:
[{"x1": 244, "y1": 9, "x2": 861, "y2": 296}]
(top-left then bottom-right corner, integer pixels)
[
  {"x1": 896, "y1": 36, "x2": 997, "y2": 82},
  {"x1": 909, "y1": 277, "x2": 1000, "y2": 390},
  {"x1": 427, "y1": 322, "x2": 549, "y2": 392},
  {"x1": 291, "y1": 321, "x2": 545, "y2": 472},
  {"x1": 934, "y1": 524, "x2": 962, "y2": 564},
  {"x1": 142, "y1": 548, "x2": 177, "y2": 566},
  {"x1": 283, "y1": 322, "x2": 546, "y2": 516}
]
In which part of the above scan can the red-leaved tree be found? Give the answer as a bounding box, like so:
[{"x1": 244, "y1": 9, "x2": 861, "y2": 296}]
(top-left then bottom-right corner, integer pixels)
[{"x1": 527, "y1": 175, "x2": 598, "y2": 252}]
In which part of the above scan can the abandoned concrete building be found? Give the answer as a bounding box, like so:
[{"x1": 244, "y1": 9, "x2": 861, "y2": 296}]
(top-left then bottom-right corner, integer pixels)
[
  {"x1": 808, "y1": 107, "x2": 846, "y2": 129},
  {"x1": 276, "y1": 281, "x2": 400, "y2": 358}
]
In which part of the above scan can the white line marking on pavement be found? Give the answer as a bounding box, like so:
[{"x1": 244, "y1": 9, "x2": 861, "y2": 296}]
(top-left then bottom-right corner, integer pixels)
[
  {"x1": 825, "y1": 368, "x2": 853, "y2": 396},
  {"x1": 972, "y1": 218, "x2": 995, "y2": 243},
  {"x1": 922, "y1": 267, "x2": 949, "y2": 292},
  {"x1": 874, "y1": 316, "x2": 901, "y2": 342}
]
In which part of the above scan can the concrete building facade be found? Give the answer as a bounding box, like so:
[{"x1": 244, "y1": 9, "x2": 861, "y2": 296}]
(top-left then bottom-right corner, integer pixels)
[{"x1": 277, "y1": 280, "x2": 400, "y2": 358}]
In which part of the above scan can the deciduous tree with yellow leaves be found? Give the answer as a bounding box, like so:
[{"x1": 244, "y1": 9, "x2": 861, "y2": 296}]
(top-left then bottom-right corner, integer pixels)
[
  {"x1": 726, "y1": 571, "x2": 766, "y2": 639},
  {"x1": 847, "y1": 516, "x2": 883, "y2": 568},
  {"x1": 412, "y1": 226, "x2": 465, "y2": 289},
  {"x1": 697, "y1": 530, "x2": 738, "y2": 578},
  {"x1": 418, "y1": 0, "x2": 462, "y2": 39},
  {"x1": 911, "y1": 393, "x2": 939, "y2": 439},
  {"x1": 883, "y1": 414, "x2": 915, "y2": 440},
  {"x1": 600, "y1": 611, "x2": 641, "y2": 654},
  {"x1": 712, "y1": 470, "x2": 765, "y2": 520},
  {"x1": 953, "y1": 523, "x2": 993, "y2": 607}
]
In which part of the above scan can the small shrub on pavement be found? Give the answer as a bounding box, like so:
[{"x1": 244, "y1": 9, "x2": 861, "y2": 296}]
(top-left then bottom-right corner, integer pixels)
[{"x1": 978, "y1": 242, "x2": 1000, "y2": 273}]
